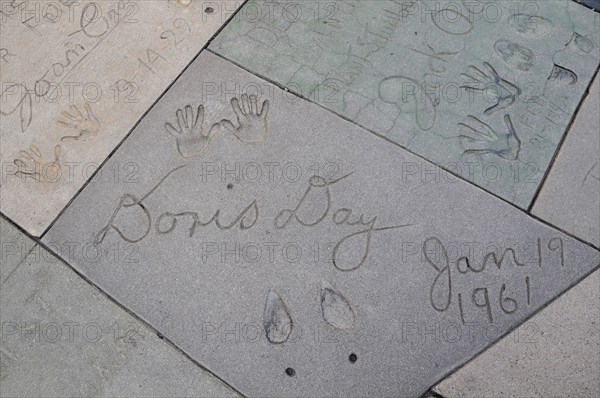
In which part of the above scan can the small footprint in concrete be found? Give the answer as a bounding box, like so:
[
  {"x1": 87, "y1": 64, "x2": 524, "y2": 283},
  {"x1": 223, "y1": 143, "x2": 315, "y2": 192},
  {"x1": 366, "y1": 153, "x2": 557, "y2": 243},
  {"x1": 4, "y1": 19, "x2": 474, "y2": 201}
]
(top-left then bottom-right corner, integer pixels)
[
  {"x1": 508, "y1": 14, "x2": 553, "y2": 38},
  {"x1": 320, "y1": 280, "x2": 355, "y2": 330},
  {"x1": 494, "y1": 40, "x2": 535, "y2": 72},
  {"x1": 567, "y1": 32, "x2": 594, "y2": 54},
  {"x1": 548, "y1": 64, "x2": 578, "y2": 86},
  {"x1": 263, "y1": 290, "x2": 293, "y2": 344}
]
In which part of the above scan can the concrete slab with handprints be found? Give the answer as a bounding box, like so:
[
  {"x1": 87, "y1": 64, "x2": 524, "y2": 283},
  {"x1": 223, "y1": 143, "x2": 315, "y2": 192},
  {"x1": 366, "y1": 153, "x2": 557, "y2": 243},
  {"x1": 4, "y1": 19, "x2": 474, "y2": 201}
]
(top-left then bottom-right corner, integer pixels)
[
  {"x1": 0, "y1": 0, "x2": 241, "y2": 236},
  {"x1": 532, "y1": 75, "x2": 600, "y2": 247},
  {"x1": 42, "y1": 52, "x2": 600, "y2": 397},
  {"x1": 210, "y1": 0, "x2": 600, "y2": 208},
  {"x1": 0, "y1": 233, "x2": 238, "y2": 397}
]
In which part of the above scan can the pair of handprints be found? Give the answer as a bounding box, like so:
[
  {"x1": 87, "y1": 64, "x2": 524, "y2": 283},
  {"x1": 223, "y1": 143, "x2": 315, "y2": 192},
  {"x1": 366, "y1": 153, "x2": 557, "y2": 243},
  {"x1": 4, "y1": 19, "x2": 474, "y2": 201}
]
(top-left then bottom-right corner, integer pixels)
[
  {"x1": 264, "y1": 280, "x2": 355, "y2": 344},
  {"x1": 13, "y1": 102, "x2": 101, "y2": 182},
  {"x1": 459, "y1": 62, "x2": 522, "y2": 160},
  {"x1": 165, "y1": 95, "x2": 270, "y2": 159}
]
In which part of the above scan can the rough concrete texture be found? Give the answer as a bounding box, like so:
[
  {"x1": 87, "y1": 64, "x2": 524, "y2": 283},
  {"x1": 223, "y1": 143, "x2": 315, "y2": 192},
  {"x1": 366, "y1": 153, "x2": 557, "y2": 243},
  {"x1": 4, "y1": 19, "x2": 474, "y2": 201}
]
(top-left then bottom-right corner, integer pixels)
[
  {"x1": 0, "y1": 238, "x2": 239, "y2": 397},
  {"x1": 0, "y1": 0, "x2": 242, "y2": 236},
  {"x1": 532, "y1": 75, "x2": 600, "y2": 248},
  {"x1": 1, "y1": 217, "x2": 36, "y2": 284},
  {"x1": 434, "y1": 269, "x2": 600, "y2": 398},
  {"x1": 210, "y1": 0, "x2": 600, "y2": 208},
  {"x1": 42, "y1": 51, "x2": 600, "y2": 398}
]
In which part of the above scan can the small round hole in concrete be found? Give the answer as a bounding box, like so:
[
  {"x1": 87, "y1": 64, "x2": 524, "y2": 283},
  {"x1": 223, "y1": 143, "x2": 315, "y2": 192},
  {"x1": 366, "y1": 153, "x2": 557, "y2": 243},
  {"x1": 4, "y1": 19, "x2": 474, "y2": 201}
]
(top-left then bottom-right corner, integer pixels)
[
  {"x1": 285, "y1": 367, "x2": 295, "y2": 377},
  {"x1": 205, "y1": 6, "x2": 214, "y2": 13},
  {"x1": 349, "y1": 353, "x2": 357, "y2": 363},
  {"x1": 227, "y1": 183, "x2": 233, "y2": 190}
]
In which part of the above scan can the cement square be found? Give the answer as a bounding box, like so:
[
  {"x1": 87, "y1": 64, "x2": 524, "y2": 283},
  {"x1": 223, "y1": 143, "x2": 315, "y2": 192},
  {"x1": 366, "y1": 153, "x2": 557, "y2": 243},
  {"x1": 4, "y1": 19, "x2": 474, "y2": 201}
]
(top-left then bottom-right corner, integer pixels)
[
  {"x1": 532, "y1": 75, "x2": 600, "y2": 247},
  {"x1": 0, "y1": 241, "x2": 238, "y2": 397},
  {"x1": 433, "y1": 269, "x2": 600, "y2": 397},
  {"x1": 43, "y1": 51, "x2": 600, "y2": 397},
  {"x1": 1, "y1": 0, "x2": 242, "y2": 236},
  {"x1": 210, "y1": 0, "x2": 600, "y2": 208}
]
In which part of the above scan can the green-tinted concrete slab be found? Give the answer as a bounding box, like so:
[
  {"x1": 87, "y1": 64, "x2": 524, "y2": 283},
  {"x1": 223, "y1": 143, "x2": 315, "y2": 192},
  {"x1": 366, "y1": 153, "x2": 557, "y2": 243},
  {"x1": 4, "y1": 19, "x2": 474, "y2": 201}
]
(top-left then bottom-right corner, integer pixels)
[
  {"x1": 210, "y1": 0, "x2": 600, "y2": 208},
  {"x1": 0, "y1": 243, "x2": 239, "y2": 397},
  {"x1": 532, "y1": 75, "x2": 600, "y2": 247}
]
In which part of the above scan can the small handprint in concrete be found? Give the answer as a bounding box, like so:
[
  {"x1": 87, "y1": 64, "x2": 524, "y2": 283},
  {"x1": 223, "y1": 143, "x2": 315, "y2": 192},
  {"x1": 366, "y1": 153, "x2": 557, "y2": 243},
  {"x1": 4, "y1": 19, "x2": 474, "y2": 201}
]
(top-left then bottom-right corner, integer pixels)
[
  {"x1": 13, "y1": 144, "x2": 62, "y2": 182},
  {"x1": 219, "y1": 94, "x2": 270, "y2": 144},
  {"x1": 57, "y1": 103, "x2": 100, "y2": 142},
  {"x1": 165, "y1": 104, "x2": 217, "y2": 159},
  {"x1": 459, "y1": 114, "x2": 521, "y2": 160},
  {"x1": 460, "y1": 62, "x2": 521, "y2": 115}
]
